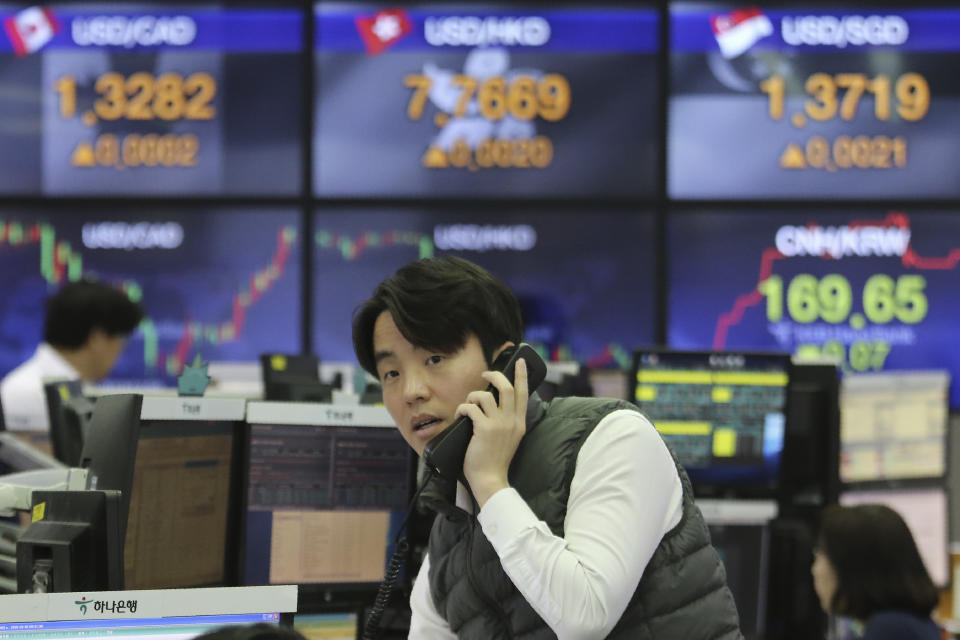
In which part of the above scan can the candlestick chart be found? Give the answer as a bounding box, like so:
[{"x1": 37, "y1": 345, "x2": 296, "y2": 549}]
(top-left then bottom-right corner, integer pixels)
[{"x1": 0, "y1": 209, "x2": 301, "y2": 381}]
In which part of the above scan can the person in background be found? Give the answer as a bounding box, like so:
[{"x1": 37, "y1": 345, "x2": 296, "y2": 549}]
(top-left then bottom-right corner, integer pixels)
[
  {"x1": 352, "y1": 256, "x2": 742, "y2": 639},
  {"x1": 0, "y1": 279, "x2": 143, "y2": 432},
  {"x1": 812, "y1": 504, "x2": 941, "y2": 640}
]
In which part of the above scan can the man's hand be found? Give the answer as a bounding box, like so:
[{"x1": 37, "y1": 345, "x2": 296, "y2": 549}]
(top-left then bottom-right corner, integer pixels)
[{"x1": 460, "y1": 358, "x2": 528, "y2": 507}]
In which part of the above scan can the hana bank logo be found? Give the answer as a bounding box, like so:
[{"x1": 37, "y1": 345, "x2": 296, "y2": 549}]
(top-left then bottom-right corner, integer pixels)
[
  {"x1": 710, "y1": 7, "x2": 773, "y2": 59},
  {"x1": 75, "y1": 596, "x2": 90, "y2": 615},
  {"x1": 3, "y1": 6, "x2": 60, "y2": 56}
]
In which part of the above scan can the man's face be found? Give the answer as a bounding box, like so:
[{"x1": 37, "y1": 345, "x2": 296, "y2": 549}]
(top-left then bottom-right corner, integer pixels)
[
  {"x1": 87, "y1": 329, "x2": 127, "y2": 381},
  {"x1": 372, "y1": 311, "x2": 491, "y2": 455}
]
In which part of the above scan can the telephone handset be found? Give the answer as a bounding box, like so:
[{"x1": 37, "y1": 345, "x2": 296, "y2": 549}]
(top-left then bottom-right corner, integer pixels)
[{"x1": 422, "y1": 342, "x2": 547, "y2": 484}]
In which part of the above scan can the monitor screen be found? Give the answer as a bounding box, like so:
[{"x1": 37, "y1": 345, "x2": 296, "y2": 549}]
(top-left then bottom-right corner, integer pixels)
[
  {"x1": 669, "y1": 3, "x2": 960, "y2": 199},
  {"x1": 0, "y1": 208, "x2": 301, "y2": 384},
  {"x1": 631, "y1": 350, "x2": 789, "y2": 496},
  {"x1": 0, "y1": 613, "x2": 282, "y2": 640},
  {"x1": 124, "y1": 419, "x2": 237, "y2": 589},
  {"x1": 840, "y1": 486, "x2": 949, "y2": 586},
  {"x1": 840, "y1": 371, "x2": 948, "y2": 483},
  {"x1": 312, "y1": 207, "x2": 656, "y2": 369},
  {"x1": 244, "y1": 403, "x2": 412, "y2": 588},
  {"x1": 668, "y1": 209, "x2": 960, "y2": 408},
  {"x1": 79, "y1": 395, "x2": 247, "y2": 590},
  {"x1": 0, "y1": 3, "x2": 302, "y2": 195},
  {"x1": 314, "y1": 2, "x2": 660, "y2": 198}
]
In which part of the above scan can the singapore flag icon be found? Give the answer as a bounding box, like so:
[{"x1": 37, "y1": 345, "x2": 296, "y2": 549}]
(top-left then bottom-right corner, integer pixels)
[{"x1": 710, "y1": 7, "x2": 773, "y2": 59}]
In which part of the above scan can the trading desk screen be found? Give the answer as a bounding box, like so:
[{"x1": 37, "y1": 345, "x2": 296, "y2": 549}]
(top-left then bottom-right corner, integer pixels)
[
  {"x1": 631, "y1": 351, "x2": 789, "y2": 495},
  {"x1": 0, "y1": 614, "x2": 282, "y2": 640},
  {"x1": 244, "y1": 423, "x2": 411, "y2": 586},
  {"x1": 0, "y1": 209, "x2": 301, "y2": 383},
  {"x1": 670, "y1": 4, "x2": 960, "y2": 199},
  {"x1": 0, "y1": 3, "x2": 302, "y2": 195},
  {"x1": 314, "y1": 3, "x2": 659, "y2": 198},
  {"x1": 312, "y1": 208, "x2": 656, "y2": 369},
  {"x1": 668, "y1": 210, "x2": 960, "y2": 408},
  {"x1": 840, "y1": 371, "x2": 948, "y2": 483},
  {"x1": 125, "y1": 421, "x2": 236, "y2": 589}
]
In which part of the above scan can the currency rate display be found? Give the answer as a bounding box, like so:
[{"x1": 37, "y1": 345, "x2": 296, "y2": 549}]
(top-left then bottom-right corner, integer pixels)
[
  {"x1": 313, "y1": 208, "x2": 656, "y2": 367},
  {"x1": 0, "y1": 4, "x2": 302, "y2": 195},
  {"x1": 315, "y1": 3, "x2": 659, "y2": 198},
  {"x1": 668, "y1": 210, "x2": 960, "y2": 406},
  {"x1": 0, "y1": 209, "x2": 301, "y2": 383},
  {"x1": 670, "y1": 4, "x2": 960, "y2": 199}
]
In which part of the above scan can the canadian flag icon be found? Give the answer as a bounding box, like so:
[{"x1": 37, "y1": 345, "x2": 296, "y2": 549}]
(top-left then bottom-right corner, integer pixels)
[
  {"x1": 710, "y1": 7, "x2": 773, "y2": 59},
  {"x1": 355, "y1": 8, "x2": 412, "y2": 56},
  {"x1": 3, "y1": 6, "x2": 59, "y2": 57}
]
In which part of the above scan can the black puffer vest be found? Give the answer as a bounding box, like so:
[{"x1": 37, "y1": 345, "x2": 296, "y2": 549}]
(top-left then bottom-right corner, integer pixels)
[{"x1": 426, "y1": 395, "x2": 743, "y2": 639}]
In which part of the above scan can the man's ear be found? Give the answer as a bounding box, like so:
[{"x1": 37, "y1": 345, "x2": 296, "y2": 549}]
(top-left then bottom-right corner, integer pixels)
[
  {"x1": 490, "y1": 341, "x2": 517, "y2": 367},
  {"x1": 85, "y1": 327, "x2": 107, "y2": 348}
]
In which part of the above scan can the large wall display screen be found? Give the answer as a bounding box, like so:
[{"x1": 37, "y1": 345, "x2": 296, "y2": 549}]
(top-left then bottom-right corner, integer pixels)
[
  {"x1": 312, "y1": 208, "x2": 656, "y2": 368},
  {"x1": 0, "y1": 209, "x2": 301, "y2": 383},
  {"x1": 314, "y1": 3, "x2": 659, "y2": 198},
  {"x1": 0, "y1": 3, "x2": 302, "y2": 195},
  {"x1": 668, "y1": 210, "x2": 960, "y2": 406},
  {"x1": 670, "y1": 4, "x2": 960, "y2": 198}
]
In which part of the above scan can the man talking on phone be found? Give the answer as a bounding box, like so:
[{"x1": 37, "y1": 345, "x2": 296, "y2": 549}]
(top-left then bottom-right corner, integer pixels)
[{"x1": 352, "y1": 257, "x2": 742, "y2": 639}]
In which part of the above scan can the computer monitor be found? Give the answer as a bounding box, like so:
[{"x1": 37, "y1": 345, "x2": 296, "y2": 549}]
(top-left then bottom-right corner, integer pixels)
[
  {"x1": 242, "y1": 402, "x2": 413, "y2": 599},
  {"x1": 260, "y1": 354, "x2": 332, "y2": 403},
  {"x1": 840, "y1": 371, "x2": 950, "y2": 484},
  {"x1": 840, "y1": 486, "x2": 950, "y2": 587},
  {"x1": 15, "y1": 489, "x2": 124, "y2": 593},
  {"x1": 779, "y1": 363, "x2": 841, "y2": 508},
  {"x1": 630, "y1": 350, "x2": 790, "y2": 497},
  {"x1": 0, "y1": 585, "x2": 298, "y2": 635},
  {"x1": 0, "y1": 613, "x2": 283, "y2": 640},
  {"x1": 43, "y1": 381, "x2": 94, "y2": 466},
  {"x1": 79, "y1": 394, "x2": 247, "y2": 589}
]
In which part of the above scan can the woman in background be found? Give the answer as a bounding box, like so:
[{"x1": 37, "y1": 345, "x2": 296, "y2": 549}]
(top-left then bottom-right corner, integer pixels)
[{"x1": 812, "y1": 504, "x2": 941, "y2": 639}]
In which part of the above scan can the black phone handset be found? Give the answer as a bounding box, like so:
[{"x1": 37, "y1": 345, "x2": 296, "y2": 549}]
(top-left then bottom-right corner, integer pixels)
[{"x1": 422, "y1": 342, "x2": 547, "y2": 485}]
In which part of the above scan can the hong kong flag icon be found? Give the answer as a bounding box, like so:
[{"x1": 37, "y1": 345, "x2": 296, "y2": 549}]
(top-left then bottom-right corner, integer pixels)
[
  {"x1": 4, "y1": 6, "x2": 59, "y2": 57},
  {"x1": 355, "y1": 8, "x2": 412, "y2": 56}
]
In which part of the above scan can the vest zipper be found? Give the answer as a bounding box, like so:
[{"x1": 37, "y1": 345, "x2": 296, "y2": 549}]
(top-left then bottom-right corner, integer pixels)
[{"x1": 465, "y1": 519, "x2": 515, "y2": 639}]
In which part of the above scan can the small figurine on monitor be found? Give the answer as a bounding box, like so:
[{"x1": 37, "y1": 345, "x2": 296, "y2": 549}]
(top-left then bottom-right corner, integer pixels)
[{"x1": 178, "y1": 353, "x2": 210, "y2": 397}]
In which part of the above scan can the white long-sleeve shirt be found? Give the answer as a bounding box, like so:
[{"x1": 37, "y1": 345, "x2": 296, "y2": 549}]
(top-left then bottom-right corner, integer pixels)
[
  {"x1": 0, "y1": 343, "x2": 80, "y2": 432},
  {"x1": 409, "y1": 408, "x2": 684, "y2": 640}
]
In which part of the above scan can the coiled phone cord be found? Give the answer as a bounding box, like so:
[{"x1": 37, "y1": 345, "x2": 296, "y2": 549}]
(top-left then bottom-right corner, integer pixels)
[{"x1": 362, "y1": 467, "x2": 436, "y2": 640}]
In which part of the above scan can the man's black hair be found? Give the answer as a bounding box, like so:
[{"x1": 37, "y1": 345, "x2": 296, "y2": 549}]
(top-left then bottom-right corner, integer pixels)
[
  {"x1": 352, "y1": 256, "x2": 524, "y2": 376},
  {"x1": 44, "y1": 280, "x2": 144, "y2": 349},
  {"x1": 818, "y1": 503, "x2": 939, "y2": 620}
]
